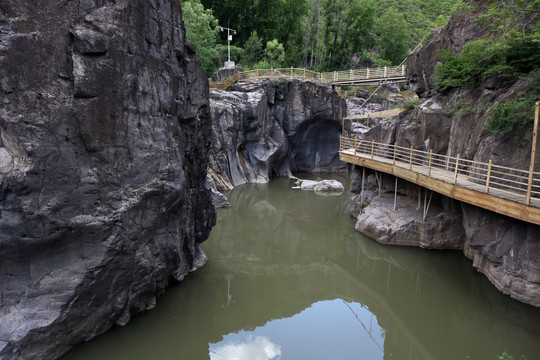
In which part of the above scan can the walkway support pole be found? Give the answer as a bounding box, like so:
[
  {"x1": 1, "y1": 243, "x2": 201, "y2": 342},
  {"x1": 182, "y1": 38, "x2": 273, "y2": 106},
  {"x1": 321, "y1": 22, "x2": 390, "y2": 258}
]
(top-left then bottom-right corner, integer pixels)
[
  {"x1": 394, "y1": 177, "x2": 398, "y2": 211},
  {"x1": 454, "y1": 154, "x2": 461, "y2": 184},
  {"x1": 361, "y1": 167, "x2": 366, "y2": 205},
  {"x1": 526, "y1": 102, "x2": 539, "y2": 204},
  {"x1": 486, "y1": 160, "x2": 493, "y2": 194}
]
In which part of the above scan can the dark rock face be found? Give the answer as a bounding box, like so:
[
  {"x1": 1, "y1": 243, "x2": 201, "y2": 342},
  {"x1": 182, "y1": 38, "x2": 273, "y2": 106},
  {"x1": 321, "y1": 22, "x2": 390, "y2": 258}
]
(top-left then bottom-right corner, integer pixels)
[
  {"x1": 406, "y1": 9, "x2": 489, "y2": 97},
  {"x1": 0, "y1": 1, "x2": 215, "y2": 359},
  {"x1": 209, "y1": 79, "x2": 346, "y2": 188},
  {"x1": 355, "y1": 194, "x2": 465, "y2": 249},
  {"x1": 210, "y1": 66, "x2": 244, "y2": 82},
  {"x1": 352, "y1": 8, "x2": 540, "y2": 306},
  {"x1": 463, "y1": 205, "x2": 540, "y2": 307}
]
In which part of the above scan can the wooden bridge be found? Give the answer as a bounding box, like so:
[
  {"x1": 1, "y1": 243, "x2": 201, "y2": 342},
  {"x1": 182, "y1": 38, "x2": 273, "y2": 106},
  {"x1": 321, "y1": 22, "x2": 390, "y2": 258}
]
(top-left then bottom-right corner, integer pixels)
[
  {"x1": 339, "y1": 136, "x2": 540, "y2": 225},
  {"x1": 209, "y1": 65, "x2": 407, "y2": 90}
]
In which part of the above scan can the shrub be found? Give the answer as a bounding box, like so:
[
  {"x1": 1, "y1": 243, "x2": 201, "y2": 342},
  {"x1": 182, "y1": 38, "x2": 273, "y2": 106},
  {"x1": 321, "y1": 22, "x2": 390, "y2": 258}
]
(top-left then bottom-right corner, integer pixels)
[
  {"x1": 434, "y1": 36, "x2": 539, "y2": 93},
  {"x1": 497, "y1": 351, "x2": 527, "y2": 360},
  {"x1": 485, "y1": 81, "x2": 540, "y2": 135},
  {"x1": 402, "y1": 97, "x2": 420, "y2": 110},
  {"x1": 434, "y1": 39, "x2": 508, "y2": 92}
]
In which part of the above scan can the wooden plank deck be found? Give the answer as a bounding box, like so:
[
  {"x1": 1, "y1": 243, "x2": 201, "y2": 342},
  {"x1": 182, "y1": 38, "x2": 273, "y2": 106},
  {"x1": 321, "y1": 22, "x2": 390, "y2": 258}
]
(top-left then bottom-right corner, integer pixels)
[{"x1": 340, "y1": 149, "x2": 540, "y2": 225}]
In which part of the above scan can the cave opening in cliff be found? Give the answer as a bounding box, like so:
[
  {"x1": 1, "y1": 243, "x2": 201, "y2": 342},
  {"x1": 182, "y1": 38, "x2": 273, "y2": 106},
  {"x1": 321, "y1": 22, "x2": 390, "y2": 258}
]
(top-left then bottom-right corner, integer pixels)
[{"x1": 289, "y1": 118, "x2": 343, "y2": 173}]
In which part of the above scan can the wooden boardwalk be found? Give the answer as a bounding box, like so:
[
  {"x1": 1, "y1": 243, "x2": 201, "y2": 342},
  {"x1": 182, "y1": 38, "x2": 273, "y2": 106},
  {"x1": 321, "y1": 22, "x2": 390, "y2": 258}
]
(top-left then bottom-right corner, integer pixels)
[
  {"x1": 340, "y1": 137, "x2": 540, "y2": 225},
  {"x1": 209, "y1": 66, "x2": 407, "y2": 90}
]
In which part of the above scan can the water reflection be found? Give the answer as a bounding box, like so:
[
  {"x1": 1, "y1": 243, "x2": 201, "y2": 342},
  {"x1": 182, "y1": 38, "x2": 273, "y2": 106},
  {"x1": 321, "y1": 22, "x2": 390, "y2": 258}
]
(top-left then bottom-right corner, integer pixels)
[
  {"x1": 210, "y1": 336, "x2": 281, "y2": 360},
  {"x1": 210, "y1": 300, "x2": 383, "y2": 360},
  {"x1": 62, "y1": 174, "x2": 540, "y2": 360}
]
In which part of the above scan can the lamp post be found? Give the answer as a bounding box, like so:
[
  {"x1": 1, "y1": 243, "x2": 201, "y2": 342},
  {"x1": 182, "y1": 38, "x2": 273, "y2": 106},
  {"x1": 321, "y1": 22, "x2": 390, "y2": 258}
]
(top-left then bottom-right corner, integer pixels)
[{"x1": 220, "y1": 26, "x2": 236, "y2": 68}]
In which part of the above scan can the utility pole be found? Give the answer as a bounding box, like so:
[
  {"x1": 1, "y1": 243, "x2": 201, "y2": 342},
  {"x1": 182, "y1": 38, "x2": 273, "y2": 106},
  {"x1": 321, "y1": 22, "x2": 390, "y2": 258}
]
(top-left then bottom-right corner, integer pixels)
[{"x1": 221, "y1": 25, "x2": 236, "y2": 68}]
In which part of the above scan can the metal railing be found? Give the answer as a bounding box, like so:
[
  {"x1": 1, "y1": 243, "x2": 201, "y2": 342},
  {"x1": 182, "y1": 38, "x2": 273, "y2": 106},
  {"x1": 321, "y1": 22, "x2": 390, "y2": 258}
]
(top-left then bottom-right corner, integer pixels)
[
  {"x1": 209, "y1": 65, "x2": 407, "y2": 90},
  {"x1": 340, "y1": 137, "x2": 540, "y2": 205}
]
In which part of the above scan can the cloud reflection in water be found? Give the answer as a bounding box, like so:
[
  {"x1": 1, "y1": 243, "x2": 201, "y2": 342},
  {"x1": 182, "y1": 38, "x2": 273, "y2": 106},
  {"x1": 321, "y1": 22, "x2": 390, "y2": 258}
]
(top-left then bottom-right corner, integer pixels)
[{"x1": 210, "y1": 335, "x2": 282, "y2": 360}]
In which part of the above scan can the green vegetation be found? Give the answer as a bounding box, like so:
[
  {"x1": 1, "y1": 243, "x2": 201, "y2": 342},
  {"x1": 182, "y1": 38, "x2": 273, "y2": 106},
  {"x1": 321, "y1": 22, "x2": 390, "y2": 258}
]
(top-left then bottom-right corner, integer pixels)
[
  {"x1": 497, "y1": 351, "x2": 527, "y2": 360},
  {"x1": 180, "y1": 0, "x2": 220, "y2": 76},
  {"x1": 182, "y1": 0, "x2": 460, "y2": 75},
  {"x1": 434, "y1": 0, "x2": 540, "y2": 92},
  {"x1": 401, "y1": 97, "x2": 421, "y2": 110},
  {"x1": 484, "y1": 80, "x2": 540, "y2": 135},
  {"x1": 434, "y1": 38, "x2": 539, "y2": 92}
]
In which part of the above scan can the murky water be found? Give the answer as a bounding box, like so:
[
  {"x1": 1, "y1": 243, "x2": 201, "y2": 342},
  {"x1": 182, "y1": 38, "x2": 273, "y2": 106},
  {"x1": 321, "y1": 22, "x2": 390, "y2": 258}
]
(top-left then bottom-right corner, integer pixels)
[{"x1": 63, "y1": 174, "x2": 540, "y2": 360}]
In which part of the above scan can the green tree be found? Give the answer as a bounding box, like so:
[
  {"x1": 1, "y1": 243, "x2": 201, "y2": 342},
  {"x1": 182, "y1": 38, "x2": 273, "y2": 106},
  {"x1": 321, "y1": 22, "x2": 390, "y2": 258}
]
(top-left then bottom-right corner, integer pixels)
[
  {"x1": 264, "y1": 39, "x2": 285, "y2": 67},
  {"x1": 376, "y1": 9, "x2": 410, "y2": 65},
  {"x1": 322, "y1": 0, "x2": 376, "y2": 70},
  {"x1": 181, "y1": 0, "x2": 220, "y2": 76},
  {"x1": 242, "y1": 31, "x2": 264, "y2": 67}
]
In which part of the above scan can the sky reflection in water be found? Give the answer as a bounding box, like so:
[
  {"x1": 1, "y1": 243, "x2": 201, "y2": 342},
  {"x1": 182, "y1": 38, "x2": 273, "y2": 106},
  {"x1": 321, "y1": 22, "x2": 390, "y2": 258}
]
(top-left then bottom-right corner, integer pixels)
[
  {"x1": 209, "y1": 300, "x2": 384, "y2": 360},
  {"x1": 61, "y1": 174, "x2": 540, "y2": 360}
]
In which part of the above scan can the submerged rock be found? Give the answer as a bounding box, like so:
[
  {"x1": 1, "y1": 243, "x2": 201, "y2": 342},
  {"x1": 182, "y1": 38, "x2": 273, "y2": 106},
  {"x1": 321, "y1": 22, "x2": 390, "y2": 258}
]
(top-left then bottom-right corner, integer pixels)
[
  {"x1": 0, "y1": 1, "x2": 215, "y2": 358},
  {"x1": 296, "y1": 179, "x2": 344, "y2": 193}
]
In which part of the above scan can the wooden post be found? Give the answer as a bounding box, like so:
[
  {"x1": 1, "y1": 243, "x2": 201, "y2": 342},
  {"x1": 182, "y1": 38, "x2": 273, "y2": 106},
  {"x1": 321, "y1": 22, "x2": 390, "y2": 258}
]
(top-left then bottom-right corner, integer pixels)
[
  {"x1": 428, "y1": 149, "x2": 433, "y2": 176},
  {"x1": 354, "y1": 135, "x2": 358, "y2": 155},
  {"x1": 486, "y1": 160, "x2": 493, "y2": 194},
  {"x1": 409, "y1": 146, "x2": 413, "y2": 170},
  {"x1": 402, "y1": 64, "x2": 405, "y2": 76},
  {"x1": 371, "y1": 140, "x2": 375, "y2": 159},
  {"x1": 290, "y1": 66, "x2": 293, "y2": 78},
  {"x1": 526, "y1": 102, "x2": 539, "y2": 204},
  {"x1": 361, "y1": 167, "x2": 366, "y2": 205},
  {"x1": 384, "y1": 66, "x2": 387, "y2": 77},
  {"x1": 377, "y1": 172, "x2": 382, "y2": 198},
  {"x1": 393, "y1": 143, "x2": 396, "y2": 165},
  {"x1": 334, "y1": 71, "x2": 337, "y2": 82},
  {"x1": 454, "y1": 154, "x2": 461, "y2": 184},
  {"x1": 367, "y1": 67, "x2": 370, "y2": 79},
  {"x1": 423, "y1": 188, "x2": 427, "y2": 219},
  {"x1": 394, "y1": 177, "x2": 398, "y2": 211},
  {"x1": 423, "y1": 189, "x2": 433, "y2": 221}
]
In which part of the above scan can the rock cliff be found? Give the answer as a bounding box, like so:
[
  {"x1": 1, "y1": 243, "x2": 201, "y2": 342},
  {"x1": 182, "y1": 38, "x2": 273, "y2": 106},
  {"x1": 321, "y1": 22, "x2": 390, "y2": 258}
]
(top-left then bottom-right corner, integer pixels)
[
  {"x1": 208, "y1": 79, "x2": 347, "y2": 189},
  {"x1": 351, "y1": 8, "x2": 540, "y2": 306},
  {"x1": 0, "y1": 1, "x2": 215, "y2": 358}
]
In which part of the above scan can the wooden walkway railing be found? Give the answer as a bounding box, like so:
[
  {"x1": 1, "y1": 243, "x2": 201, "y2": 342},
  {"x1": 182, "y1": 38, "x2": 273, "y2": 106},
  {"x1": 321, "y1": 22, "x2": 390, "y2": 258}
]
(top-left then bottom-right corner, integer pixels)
[
  {"x1": 209, "y1": 65, "x2": 407, "y2": 90},
  {"x1": 340, "y1": 137, "x2": 540, "y2": 224}
]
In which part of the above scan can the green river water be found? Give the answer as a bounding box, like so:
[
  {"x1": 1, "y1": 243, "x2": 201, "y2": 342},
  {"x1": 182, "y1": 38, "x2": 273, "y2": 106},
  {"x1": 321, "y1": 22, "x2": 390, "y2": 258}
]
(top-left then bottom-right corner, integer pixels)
[{"x1": 63, "y1": 174, "x2": 540, "y2": 360}]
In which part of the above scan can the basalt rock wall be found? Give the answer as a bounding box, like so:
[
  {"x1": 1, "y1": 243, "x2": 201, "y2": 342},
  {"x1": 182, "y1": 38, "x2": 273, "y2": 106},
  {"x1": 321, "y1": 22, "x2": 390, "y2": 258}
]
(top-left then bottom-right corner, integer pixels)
[
  {"x1": 0, "y1": 1, "x2": 215, "y2": 359},
  {"x1": 352, "y1": 8, "x2": 540, "y2": 306},
  {"x1": 208, "y1": 80, "x2": 347, "y2": 189}
]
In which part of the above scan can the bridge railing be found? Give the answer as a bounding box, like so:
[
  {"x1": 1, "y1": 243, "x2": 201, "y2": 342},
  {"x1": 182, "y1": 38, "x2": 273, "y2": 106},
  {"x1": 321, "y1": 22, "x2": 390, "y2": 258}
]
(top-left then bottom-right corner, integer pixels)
[
  {"x1": 322, "y1": 65, "x2": 406, "y2": 83},
  {"x1": 340, "y1": 137, "x2": 540, "y2": 204},
  {"x1": 210, "y1": 66, "x2": 407, "y2": 90}
]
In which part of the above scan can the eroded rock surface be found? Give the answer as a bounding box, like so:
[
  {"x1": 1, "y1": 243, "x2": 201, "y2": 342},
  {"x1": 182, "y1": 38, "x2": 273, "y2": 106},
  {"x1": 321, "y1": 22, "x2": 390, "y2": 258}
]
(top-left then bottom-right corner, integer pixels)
[
  {"x1": 355, "y1": 194, "x2": 465, "y2": 249},
  {"x1": 0, "y1": 1, "x2": 215, "y2": 358},
  {"x1": 351, "y1": 7, "x2": 540, "y2": 306},
  {"x1": 209, "y1": 79, "x2": 347, "y2": 188}
]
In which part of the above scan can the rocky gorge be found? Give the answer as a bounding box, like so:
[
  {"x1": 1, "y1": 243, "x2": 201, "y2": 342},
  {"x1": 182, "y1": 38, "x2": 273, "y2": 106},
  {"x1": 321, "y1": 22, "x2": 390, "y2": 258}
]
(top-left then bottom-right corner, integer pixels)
[
  {"x1": 0, "y1": 0, "x2": 538, "y2": 358},
  {"x1": 0, "y1": 1, "x2": 215, "y2": 359},
  {"x1": 350, "y1": 8, "x2": 540, "y2": 306},
  {"x1": 207, "y1": 79, "x2": 347, "y2": 191}
]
